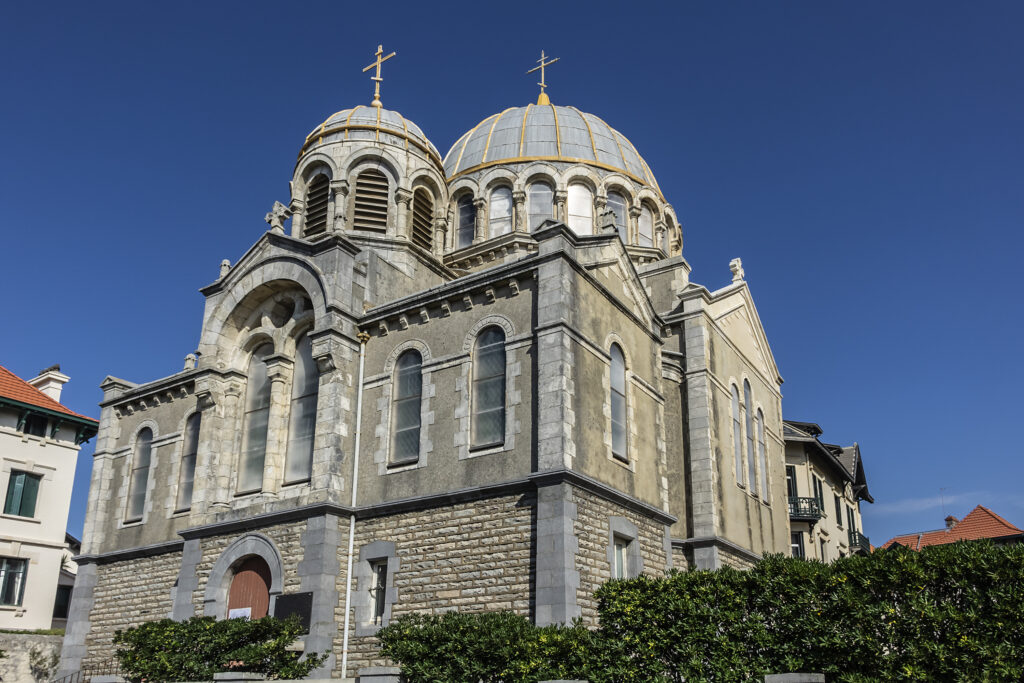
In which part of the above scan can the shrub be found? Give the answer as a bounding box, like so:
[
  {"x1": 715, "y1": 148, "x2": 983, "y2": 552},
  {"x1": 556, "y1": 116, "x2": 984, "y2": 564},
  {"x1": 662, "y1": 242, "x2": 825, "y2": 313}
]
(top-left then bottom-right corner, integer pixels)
[{"x1": 113, "y1": 615, "x2": 326, "y2": 682}]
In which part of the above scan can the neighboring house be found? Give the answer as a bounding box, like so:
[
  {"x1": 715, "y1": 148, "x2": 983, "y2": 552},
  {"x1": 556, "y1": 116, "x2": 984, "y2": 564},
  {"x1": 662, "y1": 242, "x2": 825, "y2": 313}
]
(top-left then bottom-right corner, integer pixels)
[
  {"x1": 880, "y1": 505, "x2": 1024, "y2": 550},
  {"x1": 62, "y1": 59, "x2": 804, "y2": 681},
  {"x1": 0, "y1": 365, "x2": 97, "y2": 630},
  {"x1": 784, "y1": 420, "x2": 873, "y2": 561}
]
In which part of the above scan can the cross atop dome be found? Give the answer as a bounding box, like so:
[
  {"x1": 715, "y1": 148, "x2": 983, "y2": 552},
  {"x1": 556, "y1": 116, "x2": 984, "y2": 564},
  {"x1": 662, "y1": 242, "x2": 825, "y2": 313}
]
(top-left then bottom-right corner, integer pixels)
[
  {"x1": 363, "y1": 44, "x2": 396, "y2": 108},
  {"x1": 527, "y1": 50, "x2": 559, "y2": 105}
]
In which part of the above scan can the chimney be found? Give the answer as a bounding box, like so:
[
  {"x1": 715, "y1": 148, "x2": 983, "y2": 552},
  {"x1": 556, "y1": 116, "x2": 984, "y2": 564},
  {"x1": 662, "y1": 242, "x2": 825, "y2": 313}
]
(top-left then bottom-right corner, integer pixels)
[
  {"x1": 945, "y1": 515, "x2": 959, "y2": 529},
  {"x1": 28, "y1": 364, "x2": 70, "y2": 402}
]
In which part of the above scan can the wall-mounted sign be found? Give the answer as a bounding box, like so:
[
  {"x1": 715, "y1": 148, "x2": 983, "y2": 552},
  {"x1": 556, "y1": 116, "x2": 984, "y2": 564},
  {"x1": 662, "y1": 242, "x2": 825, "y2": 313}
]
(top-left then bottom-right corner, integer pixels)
[
  {"x1": 272, "y1": 592, "x2": 313, "y2": 633},
  {"x1": 227, "y1": 607, "x2": 252, "y2": 620}
]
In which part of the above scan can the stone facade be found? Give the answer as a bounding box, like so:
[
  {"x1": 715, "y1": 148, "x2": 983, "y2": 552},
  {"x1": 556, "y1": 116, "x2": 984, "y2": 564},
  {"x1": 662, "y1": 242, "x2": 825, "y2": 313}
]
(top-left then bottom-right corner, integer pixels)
[{"x1": 60, "y1": 80, "x2": 810, "y2": 680}]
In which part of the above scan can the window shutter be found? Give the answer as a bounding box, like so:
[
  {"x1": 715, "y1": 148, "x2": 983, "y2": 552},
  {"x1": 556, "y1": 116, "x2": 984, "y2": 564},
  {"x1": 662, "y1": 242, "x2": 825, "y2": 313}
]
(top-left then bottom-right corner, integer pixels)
[
  {"x1": 304, "y1": 175, "x2": 330, "y2": 236},
  {"x1": 4, "y1": 473, "x2": 23, "y2": 515},
  {"x1": 21, "y1": 475, "x2": 39, "y2": 517},
  {"x1": 411, "y1": 190, "x2": 433, "y2": 250},
  {"x1": 353, "y1": 170, "x2": 389, "y2": 232}
]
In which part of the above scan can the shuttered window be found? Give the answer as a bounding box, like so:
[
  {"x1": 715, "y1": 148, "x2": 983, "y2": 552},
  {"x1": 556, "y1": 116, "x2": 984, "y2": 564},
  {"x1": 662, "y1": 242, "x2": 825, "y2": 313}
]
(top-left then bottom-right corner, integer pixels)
[
  {"x1": 411, "y1": 189, "x2": 433, "y2": 250},
  {"x1": 304, "y1": 174, "x2": 330, "y2": 236},
  {"x1": 353, "y1": 169, "x2": 389, "y2": 232},
  {"x1": 472, "y1": 327, "x2": 506, "y2": 447},
  {"x1": 126, "y1": 428, "x2": 153, "y2": 521},
  {"x1": 4, "y1": 471, "x2": 41, "y2": 517},
  {"x1": 176, "y1": 413, "x2": 201, "y2": 511},
  {"x1": 391, "y1": 350, "x2": 422, "y2": 464}
]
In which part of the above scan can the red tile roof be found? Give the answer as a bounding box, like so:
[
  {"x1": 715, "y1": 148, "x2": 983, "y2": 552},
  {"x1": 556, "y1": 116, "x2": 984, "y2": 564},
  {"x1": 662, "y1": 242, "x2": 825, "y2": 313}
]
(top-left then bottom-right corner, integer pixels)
[
  {"x1": 880, "y1": 505, "x2": 1023, "y2": 550},
  {"x1": 0, "y1": 365, "x2": 97, "y2": 423}
]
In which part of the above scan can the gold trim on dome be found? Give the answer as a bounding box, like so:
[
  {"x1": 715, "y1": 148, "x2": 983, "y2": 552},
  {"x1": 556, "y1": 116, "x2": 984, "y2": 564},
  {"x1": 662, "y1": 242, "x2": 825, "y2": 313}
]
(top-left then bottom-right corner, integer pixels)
[
  {"x1": 453, "y1": 112, "x2": 498, "y2": 174},
  {"x1": 481, "y1": 108, "x2": 513, "y2": 163},
  {"x1": 448, "y1": 155, "x2": 664, "y2": 200},
  {"x1": 568, "y1": 106, "x2": 598, "y2": 162},
  {"x1": 518, "y1": 103, "x2": 533, "y2": 157},
  {"x1": 298, "y1": 121, "x2": 442, "y2": 164},
  {"x1": 400, "y1": 115, "x2": 410, "y2": 151},
  {"x1": 550, "y1": 104, "x2": 561, "y2": 156}
]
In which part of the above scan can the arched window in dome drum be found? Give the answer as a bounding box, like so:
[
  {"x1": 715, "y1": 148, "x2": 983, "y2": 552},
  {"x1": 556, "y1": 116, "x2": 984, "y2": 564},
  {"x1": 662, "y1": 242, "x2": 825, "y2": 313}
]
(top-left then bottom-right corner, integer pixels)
[
  {"x1": 489, "y1": 187, "x2": 513, "y2": 237},
  {"x1": 528, "y1": 182, "x2": 554, "y2": 230},
  {"x1": 457, "y1": 196, "x2": 476, "y2": 248},
  {"x1": 638, "y1": 205, "x2": 654, "y2": 247},
  {"x1": 239, "y1": 344, "x2": 273, "y2": 493},
  {"x1": 303, "y1": 174, "x2": 330, "y2": 236},
  {"x1": 391, "y1": 350, "x2": 422, "y2": 464},
  {"x1": 567, "y1": 183, "x2": 593, "y2": 236},
  {"x1": 607, "y1": 192, "x2": 628, "y2": 243},
  {"x1": 411, "y1": 189, "x2": 433, "y2": 251},
  {"x1": 353, "y1": 169, "x2": 389, "y2": 232},
  {"x1": 284, "y1": 334, "x2": 318, "y2": 484}
]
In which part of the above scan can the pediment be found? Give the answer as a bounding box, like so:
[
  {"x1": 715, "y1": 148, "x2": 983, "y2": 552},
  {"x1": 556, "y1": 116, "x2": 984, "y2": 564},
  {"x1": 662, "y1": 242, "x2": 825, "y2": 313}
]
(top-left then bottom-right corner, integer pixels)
[{"x1": 710, "y1": 288, "x2": 780, "y2": 383}]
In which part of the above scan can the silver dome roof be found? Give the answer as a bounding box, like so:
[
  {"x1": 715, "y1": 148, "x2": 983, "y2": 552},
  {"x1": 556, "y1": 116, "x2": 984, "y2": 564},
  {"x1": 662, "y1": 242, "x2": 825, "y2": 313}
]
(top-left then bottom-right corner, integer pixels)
[
  {"x1": 444, "y1": 104, "x2": 660, "y2": 193},
  {"x1": 301, "y1": 105, "x2": 441, "y2": 161}
]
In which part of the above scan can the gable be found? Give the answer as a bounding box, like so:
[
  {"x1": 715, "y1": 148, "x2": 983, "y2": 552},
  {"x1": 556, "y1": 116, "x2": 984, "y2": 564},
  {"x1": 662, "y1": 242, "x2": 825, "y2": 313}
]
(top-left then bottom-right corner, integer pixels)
[{"x1": 711, "y1": 295, "x2": 776, "y2": 383}]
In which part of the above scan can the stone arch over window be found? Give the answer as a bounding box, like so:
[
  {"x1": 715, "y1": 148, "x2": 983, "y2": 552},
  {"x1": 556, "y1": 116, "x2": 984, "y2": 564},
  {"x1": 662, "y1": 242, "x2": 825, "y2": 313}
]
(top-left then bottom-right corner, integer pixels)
[
  {"x1": 410, "y1": 188, "x2": 434, "y2": 251},
  {"x1": 125, "y1": 422, "x2": 157, "y2": 523},
  {"x1": 203, "y1": 533, "x2": 284, "y2": 618},
  {"x1": 488, "y1": 186, "x2": 513, "y2": 237}
]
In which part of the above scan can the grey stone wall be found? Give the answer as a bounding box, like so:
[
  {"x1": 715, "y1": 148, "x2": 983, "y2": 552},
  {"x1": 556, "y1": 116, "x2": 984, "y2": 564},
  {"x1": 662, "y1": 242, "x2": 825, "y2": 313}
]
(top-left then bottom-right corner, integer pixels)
[{"x1": 0, "y1": 632, "x2": 64, "y2": 682}]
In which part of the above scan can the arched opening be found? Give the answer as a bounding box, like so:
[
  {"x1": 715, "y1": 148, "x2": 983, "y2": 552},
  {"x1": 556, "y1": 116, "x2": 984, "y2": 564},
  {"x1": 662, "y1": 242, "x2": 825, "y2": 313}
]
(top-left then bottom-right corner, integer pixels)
[
  {"x1": 638, "y1": 204, "x2": 654, "y2": 247},
  {"x1": 567, "y1": 182, "x2": 593, "y2": 236},
  {"x1": 411, "y1": 189, "x2": 434, "y2": 250},
  {"x1": 303, "y1": 174, "x2": 330, "y2": 236},
  {"x1": 353, "y1": 169, "x2": 389, "y2": 232},
  {"x1": 528, "y1": 181, "x2": 554, "y2": 230},
  {"x1": 227, "y1": 556, "x2": 272, "y2": 619},
  {"x1": 607, "y1": 191, "x2": 628, "y2": 243},
  {"x1": 391, "y1": 349, "x2": 422, "y2": 464},
  {"x1": 456, "y1": 195, "x2": 476, "y2": 248},
  {"x1": 488, "y1": 186, "x2": 513, "y2": 237}
]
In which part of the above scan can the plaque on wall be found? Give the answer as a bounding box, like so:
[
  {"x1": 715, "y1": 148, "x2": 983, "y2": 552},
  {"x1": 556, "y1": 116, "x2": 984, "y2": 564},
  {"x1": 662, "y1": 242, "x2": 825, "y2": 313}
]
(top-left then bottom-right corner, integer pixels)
[
  {"x1": 227, "y1": 607, "x2": 252, "y2": 620},
  {"x1": 273, "y1": 591, "x2": 313, "y2": 632}
]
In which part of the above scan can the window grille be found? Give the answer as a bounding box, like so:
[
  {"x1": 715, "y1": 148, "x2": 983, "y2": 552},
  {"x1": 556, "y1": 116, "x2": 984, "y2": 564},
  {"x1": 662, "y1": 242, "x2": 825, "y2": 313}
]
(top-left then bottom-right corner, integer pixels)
[
  {"x1": 411, "y1": 189, "x2": 433, "y2": 250},
  {"x1": 304, "y1": 174, "x2": 330, "y2": 236},
  {"x1": 353, "y1": 169, "x2": 389, "y2": 232}
]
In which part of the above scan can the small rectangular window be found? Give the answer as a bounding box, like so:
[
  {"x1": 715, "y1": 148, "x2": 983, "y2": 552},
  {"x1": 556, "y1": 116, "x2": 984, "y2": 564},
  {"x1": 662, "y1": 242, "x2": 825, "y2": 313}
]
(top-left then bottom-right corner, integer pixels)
[
  {"x1": 53, "y1": 584, "x2": 73, "y2": 619},
  {"x1": 370, "y1": 561, "x2": 388, "y2": 625},
  {"x1": 790, "y1": 532, "x2": 805, "y2": 559},
  {"x1": 819, "y1": 538, "x2": 827, "y2": 562},
  {"x1": 613, "y1": 539, "x2": 627, "y2": 579},
  {"x1": 835, "y1": 494, "x2": 843, "y2": 527},
  {"x1": 785, "y1": 465, "x2": 797, "y2": 498},
  {"x1": 0, "y1": 558, "x2": 27, "y2": 606},
  {"x1": 22, "y1": 414, "x2": 47, "y2": 437},
  {"x1": 847, "y1": 505, "x2": 855, "y2": 532},
  {"x1": 4, "y1": 471, "x2": 41, "y2": 518}
]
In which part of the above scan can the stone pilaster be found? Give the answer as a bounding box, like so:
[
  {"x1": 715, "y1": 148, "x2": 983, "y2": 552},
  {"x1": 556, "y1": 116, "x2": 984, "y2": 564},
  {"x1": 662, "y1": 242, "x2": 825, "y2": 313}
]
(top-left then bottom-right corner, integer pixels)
[
  {"x1": 262, "y1": 356, "x2": 294, "y2": 495},
  {"x1": 330, "y1": 179, "x2": 349, "y2": 233},
  {"x1": 395, "y1": 187, "x2": 413, "y2": 241},
  {"x1": 172, "y1": 539, "x2": 202, "y2": 619},
  {"x1": 289, "y1": 197, "x2": 306, "y2": 238},
  {"x1": 432, "y1": 216, "x2": 447, "y2": 257},
  {"x1": 512, "y1": 190, "x2": 526, "y2": 232},
  {"x1": 534, "y1": 483, "x2": 580, "y2": 625},
  {"x1": 473, "y1": 197, "x2": 487, "y2": 240},
  {"x1": 297, "y1": 514, "x2": 343, "y2": 675},
  {"x1": 682, "y1": 315, "x2": 719, "y2": 569},
  {"x1": 628, "y1": 205, "x2": 642, "y2": 244},
  {"x1": 309, "y1": 332, "x2": 358, "y2": 497},
  {"x1": 554, "y1": 190, "x2": 567, "y2": 224},
  {"x1": 57, "y1": 562, "x2": 98, "y2": 678}
]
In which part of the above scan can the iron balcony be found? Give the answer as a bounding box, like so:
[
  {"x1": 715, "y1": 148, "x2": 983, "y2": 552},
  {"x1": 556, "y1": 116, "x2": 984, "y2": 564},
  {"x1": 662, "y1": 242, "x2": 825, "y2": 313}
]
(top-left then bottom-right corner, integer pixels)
[
  {"x1": 788, "y1": 496, "x2": 823, "y2": 522},
  {"x1": 849, "y1": 529, "x2": 871, "y2": 554}
]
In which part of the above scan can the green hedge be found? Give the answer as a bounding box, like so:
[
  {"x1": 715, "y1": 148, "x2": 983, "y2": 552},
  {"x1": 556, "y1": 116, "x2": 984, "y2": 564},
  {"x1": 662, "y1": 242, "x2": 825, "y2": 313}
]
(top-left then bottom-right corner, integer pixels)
[
  {"x1": 113, "y1": 615, "x2": 326, "y2": 682},
  {"x1": 379, "y1": 541, "x2": 1024, "y2": 682}
]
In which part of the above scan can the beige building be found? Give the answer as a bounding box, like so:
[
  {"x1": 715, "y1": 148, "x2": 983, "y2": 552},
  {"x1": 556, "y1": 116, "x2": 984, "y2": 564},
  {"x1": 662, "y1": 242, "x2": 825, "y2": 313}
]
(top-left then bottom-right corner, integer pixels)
[
  {"x1": 784, "y1": 420, "x2": 872, "y2": 561},
  {"x1": 0, "y1": 365, "x2": 97, "y2": 631},
  {"x1": 61, "y1": 56, "x2": 802, "y2": 681}
]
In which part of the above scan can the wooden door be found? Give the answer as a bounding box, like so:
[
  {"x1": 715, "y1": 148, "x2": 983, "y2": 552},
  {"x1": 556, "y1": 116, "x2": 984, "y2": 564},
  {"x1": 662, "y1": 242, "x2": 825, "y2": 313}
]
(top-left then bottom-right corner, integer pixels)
[{"x1": 227, "y1": 556, "x2": 272, "y2": 619}]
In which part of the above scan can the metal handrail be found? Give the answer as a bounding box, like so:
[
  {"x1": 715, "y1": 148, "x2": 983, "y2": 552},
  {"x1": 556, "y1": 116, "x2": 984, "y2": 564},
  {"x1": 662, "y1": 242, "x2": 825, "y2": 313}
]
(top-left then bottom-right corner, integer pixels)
[
  {"x1": 788, "y1": 496, "x2": 823, "y2": 520},
  {"x1": 51, "y1": 657, "x2": 121, "y2": 683}
]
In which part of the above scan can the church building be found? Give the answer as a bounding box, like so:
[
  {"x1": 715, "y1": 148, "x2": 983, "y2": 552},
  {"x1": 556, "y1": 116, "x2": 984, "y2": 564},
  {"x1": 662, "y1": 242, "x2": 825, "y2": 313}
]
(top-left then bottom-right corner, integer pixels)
[{"x1": 61, "y1": 50, "x2": 792, "y2": 680}]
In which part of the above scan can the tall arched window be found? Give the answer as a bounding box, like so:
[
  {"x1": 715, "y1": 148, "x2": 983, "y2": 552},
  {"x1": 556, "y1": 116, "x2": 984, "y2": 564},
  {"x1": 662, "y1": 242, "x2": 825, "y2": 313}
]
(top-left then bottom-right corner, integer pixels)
[
  {"x1": 391, "y1": 350, "x2": 422, "y2": 464},
  {"x1": 457, "y1": 196, "x2": 476, "y2": 248},
  {"x1": 638, "y1": 205, "x2": 654, "y2": 247},
  {"x1": 744, "y1": 379, "x2": 756, "y2": 495},
  {"x1": 732, "y1": 385, "x2": 743, "y2": 486},
  {"x1": 610, "y1": 344, "x2": 627, "y2": 461},
  {"x1": 472, "y1": 327, "x2": 506, "y2": 447},
  {"x1": 285, "y1": 334, "x2": 318, "y2": 484},
  {"x1": 353, "y1": 169, "x2": 389, "y2": 232},
  {"x1": 607, "y1": 192, "x2": 628, "y2": 243},
  {"x1": 489, "y1": 186, "x2": 513, "y2": 237},
  {"x1": 126, "y1": 427, "x2": 153, "y2": 521},
  {"x1": 567, "y1": 183, "x2": 593, "y2": 235},
  {"x1": 411, "y1": 189, "x2": 434, "y2": 251},
  {"x1": 176, "y1": 413, "x2": 201, "y2": 511},
  {"x1": 528, "y1": 182, "x2": 554, "y2": 230},
  {"x1": 757, "y1": 408, "x2": 768, "y2": 500},
  {"x1": 304, "y1": 174, "x2": 330, "y2": 236},
  {"x1": 239, "y1": 344, "x2": 273, "y2": 493}
]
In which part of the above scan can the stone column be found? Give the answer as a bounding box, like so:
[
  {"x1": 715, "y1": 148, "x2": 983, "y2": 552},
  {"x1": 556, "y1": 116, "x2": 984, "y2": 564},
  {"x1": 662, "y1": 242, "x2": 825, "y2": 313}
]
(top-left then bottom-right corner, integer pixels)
[
  {"x1": 594, "y1": 195, "x2": 607, "y2": 225},
  {"x1": 473, "y1": 197, "x2": 487, "y2": 240},
  {"x1": 289, "y1": 197, "x2": 307, "y2": 238},
  {"x1": 395, "y1": 188, "x2": 413, "y2": 241},
  {"x1": 628, "y1": 206, "x2": 641, "y2": 244},
  {"x1": 534, "y1": 482, "x2": 580, "y2": 626},
  {"x1": 193, "y1": 376, "x2": 243, "y2": 513},
  {"x1": 330, "y1": 179, "x2": 349, "y2": 233},
  {"x1": 262, "y1": 355, "x2": 294, "y2": 496},
  {"x1": 682, "y1": 314, "x2": 719, "y2": 569},
  {"x1": 298, "y1": 513, "x2": 344, "y2": 676},
  {"x1": 655, "y1": 219, "x2": 667, "y2": 252},
  {"x1": 554, "y1": 190, "x2": 567, "y2": 224},
  {"x1": 57, "y1": 562, "x2": 98, "y2": 677},
  {"x1": 433, "y1": 216, "x2": 447, "y2": 257},
  {"x1": 513, "y1": 190, "x2": 526, "y2": 232}
]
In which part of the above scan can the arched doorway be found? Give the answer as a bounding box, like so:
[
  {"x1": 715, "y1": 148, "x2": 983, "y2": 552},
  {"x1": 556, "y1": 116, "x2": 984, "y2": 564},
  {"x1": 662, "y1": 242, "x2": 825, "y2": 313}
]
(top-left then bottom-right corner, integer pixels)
[{"x1": 227, "y1": 556, "x2": 272, "y2": 619}]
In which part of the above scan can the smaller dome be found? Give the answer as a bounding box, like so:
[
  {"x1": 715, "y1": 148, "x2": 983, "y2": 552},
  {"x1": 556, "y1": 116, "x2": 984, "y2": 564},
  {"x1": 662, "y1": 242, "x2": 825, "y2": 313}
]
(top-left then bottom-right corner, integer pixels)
[{"x1": 300, "y1": 105, "x2": 441, "y2": 162}]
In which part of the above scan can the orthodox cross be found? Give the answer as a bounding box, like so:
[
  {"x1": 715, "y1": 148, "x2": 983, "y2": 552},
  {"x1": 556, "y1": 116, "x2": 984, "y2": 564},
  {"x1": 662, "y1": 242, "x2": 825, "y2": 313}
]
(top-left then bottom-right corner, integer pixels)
[
  {"x1": 527, "y1": 50, "x2": 559, "y2": 105},
  {"x1": 363, "y1": 44, "x2": 396, "y2": 108}
]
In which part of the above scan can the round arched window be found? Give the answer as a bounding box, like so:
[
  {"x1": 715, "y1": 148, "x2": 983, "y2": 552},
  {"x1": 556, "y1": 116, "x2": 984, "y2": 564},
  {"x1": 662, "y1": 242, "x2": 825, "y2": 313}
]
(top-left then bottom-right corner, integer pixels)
[{"x1": 227, "y1": 556, "x2": 272, "y2": 619}]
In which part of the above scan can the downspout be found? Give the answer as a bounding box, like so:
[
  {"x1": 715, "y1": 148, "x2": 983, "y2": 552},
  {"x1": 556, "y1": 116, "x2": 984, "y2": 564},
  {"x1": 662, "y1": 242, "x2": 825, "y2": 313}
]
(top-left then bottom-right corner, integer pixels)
[{"x1": 341, "y1": 331, "x2": 370, "y2": 677}]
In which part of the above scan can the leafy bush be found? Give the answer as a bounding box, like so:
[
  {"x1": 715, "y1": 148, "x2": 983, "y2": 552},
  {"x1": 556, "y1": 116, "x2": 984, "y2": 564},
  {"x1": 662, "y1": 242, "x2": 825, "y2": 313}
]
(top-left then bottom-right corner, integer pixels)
[
  {"x1": 379, "y1": 541, "x2": 1024, "y2": 682},
  {"x1": 113, "y1": 615, "x2": 326, "y2": 682}
]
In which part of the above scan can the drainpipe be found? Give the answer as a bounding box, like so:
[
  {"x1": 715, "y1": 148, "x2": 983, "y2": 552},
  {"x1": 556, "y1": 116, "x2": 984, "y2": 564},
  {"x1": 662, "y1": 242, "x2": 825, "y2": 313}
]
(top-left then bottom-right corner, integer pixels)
[{"x1": 341, "y1": 331, "x2": 370, "y2": 677}]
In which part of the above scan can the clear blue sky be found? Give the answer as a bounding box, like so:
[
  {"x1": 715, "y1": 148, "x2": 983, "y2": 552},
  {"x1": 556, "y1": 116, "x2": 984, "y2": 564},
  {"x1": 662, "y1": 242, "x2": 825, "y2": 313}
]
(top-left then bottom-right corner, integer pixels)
[{"x1": 2, "y1": 1, "x2": 1022, "y2": 545}]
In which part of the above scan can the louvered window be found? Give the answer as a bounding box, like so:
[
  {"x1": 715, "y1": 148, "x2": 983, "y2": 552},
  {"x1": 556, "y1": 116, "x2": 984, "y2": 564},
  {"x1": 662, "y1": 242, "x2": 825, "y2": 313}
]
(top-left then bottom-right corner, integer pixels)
[
  {"x1": 304, "y1": 174, "x2": 330, "y2": 236},
  {"x1": 353, "y1": 169, "x2": 389, "y2": 232},
  {"x1": 411, "y1": 189, "x2": 434, "y2": 250}
]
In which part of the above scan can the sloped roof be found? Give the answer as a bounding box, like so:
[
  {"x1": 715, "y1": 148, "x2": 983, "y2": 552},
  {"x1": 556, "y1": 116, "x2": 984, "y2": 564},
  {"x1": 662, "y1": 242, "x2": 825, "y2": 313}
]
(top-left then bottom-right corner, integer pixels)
[
  {"x1": 0, "y1": 365, "x2": 97, "y2": 424},
  {"x1": 880, "y1": 505, "x2": 1023, "y2": 550}
]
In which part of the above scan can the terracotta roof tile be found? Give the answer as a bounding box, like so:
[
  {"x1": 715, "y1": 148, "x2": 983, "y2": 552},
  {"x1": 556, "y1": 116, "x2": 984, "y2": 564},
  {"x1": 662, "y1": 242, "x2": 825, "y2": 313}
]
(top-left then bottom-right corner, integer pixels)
[
  {"x1": 880, "y1": 505, "x2": 1023, "y2": 550},
  {"x1": 0, "y1": 365, "x2": 97, "y2": 423}
]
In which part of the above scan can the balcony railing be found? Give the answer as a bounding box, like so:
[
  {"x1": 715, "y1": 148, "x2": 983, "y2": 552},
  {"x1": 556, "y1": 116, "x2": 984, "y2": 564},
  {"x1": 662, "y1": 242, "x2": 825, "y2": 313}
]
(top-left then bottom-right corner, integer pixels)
[
  {"x1": 849, "y1": 529, "x2": 871, "y2": 554},
  {"x1": 788, "y1": 496, "x2": 823, "y2": 521}
]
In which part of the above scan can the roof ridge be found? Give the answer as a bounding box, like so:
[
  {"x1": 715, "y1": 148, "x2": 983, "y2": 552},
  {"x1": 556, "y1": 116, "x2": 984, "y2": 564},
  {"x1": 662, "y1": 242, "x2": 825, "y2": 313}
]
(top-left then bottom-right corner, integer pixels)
[{"x1": 0, "y1": 364, "x2": 96, "y2": 422}]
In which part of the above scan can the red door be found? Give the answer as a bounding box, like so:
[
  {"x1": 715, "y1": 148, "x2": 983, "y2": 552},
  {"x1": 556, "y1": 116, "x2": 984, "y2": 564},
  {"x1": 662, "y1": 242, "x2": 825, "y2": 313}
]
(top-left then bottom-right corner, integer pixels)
[{"x1": 227, "y1": 557, "x2": 272, "y2": 618}]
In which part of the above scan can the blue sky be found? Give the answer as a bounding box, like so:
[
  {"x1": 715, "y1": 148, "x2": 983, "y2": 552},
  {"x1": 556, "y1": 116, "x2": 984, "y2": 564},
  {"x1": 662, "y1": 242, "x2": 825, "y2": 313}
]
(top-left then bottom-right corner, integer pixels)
[{"x1": 2, "y1": 1, "x2": 1022, "y2": 545}]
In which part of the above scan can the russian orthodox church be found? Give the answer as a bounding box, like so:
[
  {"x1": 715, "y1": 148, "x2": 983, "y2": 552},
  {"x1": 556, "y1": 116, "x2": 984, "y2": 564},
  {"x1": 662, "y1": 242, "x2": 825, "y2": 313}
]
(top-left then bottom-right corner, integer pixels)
[{"x1": 60, "y1": 50, "x2": 792, "y2": 680}]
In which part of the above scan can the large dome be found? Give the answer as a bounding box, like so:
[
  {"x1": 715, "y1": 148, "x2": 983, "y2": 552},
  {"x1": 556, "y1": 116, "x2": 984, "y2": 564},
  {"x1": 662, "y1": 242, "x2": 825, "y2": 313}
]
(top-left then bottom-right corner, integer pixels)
[
  {"x1": 443, "y1": 104, "x2": 660, "y2": 193},
  {"x1": 300, "y1": 105, "x2": 441, "y2": 162}
]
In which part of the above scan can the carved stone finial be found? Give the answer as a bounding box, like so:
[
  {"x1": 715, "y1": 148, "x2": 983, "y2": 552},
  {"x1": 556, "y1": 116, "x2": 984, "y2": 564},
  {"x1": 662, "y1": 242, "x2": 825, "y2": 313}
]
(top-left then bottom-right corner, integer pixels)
[
  {"x1": 220, "y1": 259, "x2": 231, "y2": 277},
  {"x1": 730, "y1": 258, "x2": 745, "y2": 283},
  {"x1": 184, "y1": 353, "x2": 197, "y2": 371},
  {"x1": 264, "y1": 200, "x2": 291, "y2": 234}
]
